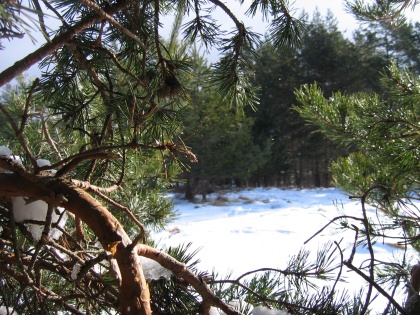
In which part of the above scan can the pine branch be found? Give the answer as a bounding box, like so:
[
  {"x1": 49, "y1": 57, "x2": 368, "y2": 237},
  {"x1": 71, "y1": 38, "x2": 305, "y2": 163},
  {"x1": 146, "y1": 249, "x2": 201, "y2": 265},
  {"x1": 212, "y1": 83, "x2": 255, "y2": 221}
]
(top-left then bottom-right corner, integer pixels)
[
  {"x1": 80, "y1": 0, "x2": 147, "y2": 51},
  {"x1": 0, "y1": 102, "x2": 37, "y2": 167},
  {"x1": 0, "y1": 0, "x2": 130, "y2": 87},
  {"x1": 346, "y1": 0, "x2": 414, "y2": 23},
  {"x1": 138, "y1": 244, "x2": 243, "y2": 315},
  {"x1": 89, "y1": 187, "x2": 146, "y2": 241}
]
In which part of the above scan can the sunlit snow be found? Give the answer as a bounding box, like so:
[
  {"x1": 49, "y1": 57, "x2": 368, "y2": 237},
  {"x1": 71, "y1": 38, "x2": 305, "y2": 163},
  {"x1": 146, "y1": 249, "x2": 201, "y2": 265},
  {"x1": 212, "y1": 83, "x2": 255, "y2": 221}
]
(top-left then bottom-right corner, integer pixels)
[
  {"x1": 36, "y1": 159, "x2": 51, "y2": 167},
  {"x1": 140, "y1": 256, "x2": 173, "y2": 281},
  {"x1": 0, "y1": 146, "x2": 11, "y2": 157},
  {"x1": 154, "y1": 187, "x2": 417, "y2": 314}
]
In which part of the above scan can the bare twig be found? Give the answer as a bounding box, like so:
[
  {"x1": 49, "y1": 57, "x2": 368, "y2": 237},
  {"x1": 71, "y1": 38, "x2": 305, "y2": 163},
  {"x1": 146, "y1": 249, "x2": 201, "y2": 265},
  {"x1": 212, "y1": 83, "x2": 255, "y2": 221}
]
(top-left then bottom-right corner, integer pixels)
[
  {"x1": 18, "y1": 78, "x2": 39, "y2": 137},
  {"x1": 344, "y1": 261, "x2": 407, "y2": 314},
  {"x1": 40, "y1": 111, "x2": 62, "y2": 161},
  {"x1": 357, "y1": 188, "x2": 380, "y2": 315},
  {"x1": 76, "y1": 43, "x2": 148, "y2": 89},
  {"x1": 153, "y1": 0, "x2": 163, "y2": 65},
  {"x1": 79, "y1": 0, "x2": 147, "y2": 51},
  {"x1": 304, "y1": 215, "x2": 363, "y2": 244}
]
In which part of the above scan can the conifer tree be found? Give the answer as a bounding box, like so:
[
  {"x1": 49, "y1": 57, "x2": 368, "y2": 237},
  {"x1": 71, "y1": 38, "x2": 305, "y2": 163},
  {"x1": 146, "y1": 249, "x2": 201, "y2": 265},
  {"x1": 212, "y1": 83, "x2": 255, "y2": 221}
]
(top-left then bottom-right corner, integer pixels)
[
  {"x1": 295, "y1": 60, "x2": 420, "y2": 315},
  {"x1": 0, "y1": 1, "x2": 308, "y2": 314},
  {"x1": 180, "y1": 48, "x2": 268, "y2": 199}
]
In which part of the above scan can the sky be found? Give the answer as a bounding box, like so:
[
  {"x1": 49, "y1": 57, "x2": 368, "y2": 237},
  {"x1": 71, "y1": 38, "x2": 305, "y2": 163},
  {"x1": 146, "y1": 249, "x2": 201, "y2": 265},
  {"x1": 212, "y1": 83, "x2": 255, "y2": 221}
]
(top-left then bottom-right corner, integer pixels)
[
  {"x1": 153, "y1": 187, "x2": 416, "y2": 314},
  {"x1": 2, "y1": 0, "x2": 418, "y2": 81}
]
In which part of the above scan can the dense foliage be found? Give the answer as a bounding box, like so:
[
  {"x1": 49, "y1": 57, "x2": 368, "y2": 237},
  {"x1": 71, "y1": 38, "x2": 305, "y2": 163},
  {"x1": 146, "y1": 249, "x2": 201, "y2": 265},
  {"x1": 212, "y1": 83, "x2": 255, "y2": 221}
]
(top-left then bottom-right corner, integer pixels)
[
  {"x1": 295, "y1": 61, "x2": 420, "y2": 315},
  {"x1": 179, "y1": 12, "x2": 420, "y2": 193}
]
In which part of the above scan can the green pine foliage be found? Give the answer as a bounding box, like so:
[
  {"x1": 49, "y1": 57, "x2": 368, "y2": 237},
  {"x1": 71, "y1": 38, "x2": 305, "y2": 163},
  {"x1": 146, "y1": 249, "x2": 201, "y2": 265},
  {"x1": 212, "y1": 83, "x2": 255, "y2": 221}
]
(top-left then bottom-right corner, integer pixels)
[
  {"x1": 295, "y1": 62, "x2": 420, "y2": 201},
  {"x1": 179, "y1": 48, "x2": 268, "y2": 197},
  {"x1": 295, "y1": 62, "x2": 420, "y2": 312}
]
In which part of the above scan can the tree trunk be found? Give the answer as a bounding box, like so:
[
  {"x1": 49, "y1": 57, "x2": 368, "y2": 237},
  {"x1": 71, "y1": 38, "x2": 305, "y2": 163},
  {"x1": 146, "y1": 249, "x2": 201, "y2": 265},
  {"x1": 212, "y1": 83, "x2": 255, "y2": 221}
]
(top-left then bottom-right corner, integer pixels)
[
  {"x1": 184, "y1": 178, "x2": 195, "y2": 200},
  {"x1": 314, "y1": 159, "x2": 321, "y2": 187}
]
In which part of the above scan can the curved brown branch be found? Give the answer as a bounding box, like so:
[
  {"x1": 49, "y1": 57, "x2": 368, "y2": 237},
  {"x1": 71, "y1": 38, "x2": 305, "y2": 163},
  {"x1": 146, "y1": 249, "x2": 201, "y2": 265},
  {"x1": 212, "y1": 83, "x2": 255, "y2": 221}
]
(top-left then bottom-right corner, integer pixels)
[
  {"x1": 71, "y1": 179, "x2": 120, "y2": 193},
  {"x1": 0, "y1": 172, "x2": 151, "y2": 314},
  {"x1": 208, "y1": 0, "x2": 243, "y2": 31},
  {"x1": 138, "y1": 244, "x2": 242, "y2": 315},
  {"x1": 89, "y1": 187, "x2": 146, "y2": 240},
  {"x1": 208, "y1": 0, "x2": 245, "y2": 66},
  {"x1": 39, "y1": 142, "x2": 165, "y2": 173},
  {"x1": 54, "y1": 152, "x2": 119, "y2": 177}
]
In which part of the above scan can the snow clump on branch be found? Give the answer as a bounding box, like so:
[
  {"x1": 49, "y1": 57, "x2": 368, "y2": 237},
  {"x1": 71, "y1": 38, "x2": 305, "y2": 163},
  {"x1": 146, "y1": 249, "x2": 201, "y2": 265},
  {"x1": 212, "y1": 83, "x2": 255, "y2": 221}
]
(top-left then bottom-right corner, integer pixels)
[
  {"x1": 209, "y1": 303, "x2": 290, "y2": 315},
  {"x1": 12, "y1": 197, "x2": 67, "y2": 240},
  {"x1": 139, "y1": 256, "x2": 173, "y2": 281},
  {"x1": 10, "y1": 158, "x2": 67, "y2": 240},
  {"x1": 0, "y1": 146, "x2": 11, "y2": 157}
]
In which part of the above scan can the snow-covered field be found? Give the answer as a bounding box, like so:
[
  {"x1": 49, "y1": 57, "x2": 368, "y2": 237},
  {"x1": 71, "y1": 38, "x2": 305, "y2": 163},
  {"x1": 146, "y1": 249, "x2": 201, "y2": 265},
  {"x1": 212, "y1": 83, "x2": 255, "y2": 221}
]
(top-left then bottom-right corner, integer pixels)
[{"x1": 154, "y1": 187, "x2": 417, "y2": 314}]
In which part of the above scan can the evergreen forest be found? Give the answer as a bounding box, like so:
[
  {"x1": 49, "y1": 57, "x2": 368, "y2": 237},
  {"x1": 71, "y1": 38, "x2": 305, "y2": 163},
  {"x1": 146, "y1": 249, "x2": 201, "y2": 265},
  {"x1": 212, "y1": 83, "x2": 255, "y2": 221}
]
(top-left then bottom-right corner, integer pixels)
[{"x1": 180, "y1": 11, "x2": 420, "y2": 199}]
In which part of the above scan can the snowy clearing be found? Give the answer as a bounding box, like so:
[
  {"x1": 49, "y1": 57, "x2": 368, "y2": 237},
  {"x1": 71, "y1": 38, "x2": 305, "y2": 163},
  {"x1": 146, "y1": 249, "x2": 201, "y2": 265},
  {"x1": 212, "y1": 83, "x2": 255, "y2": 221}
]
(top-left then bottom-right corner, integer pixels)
[{"x1": 153, "y1": 187, "x2": 417, "y2": 313}]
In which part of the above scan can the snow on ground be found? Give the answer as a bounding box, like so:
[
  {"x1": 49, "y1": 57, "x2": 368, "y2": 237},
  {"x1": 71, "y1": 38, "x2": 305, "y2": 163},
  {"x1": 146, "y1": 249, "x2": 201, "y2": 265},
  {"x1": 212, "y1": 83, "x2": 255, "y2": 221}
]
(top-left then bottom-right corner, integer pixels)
[{"x1": 153, "y1": 187, "x2": 417, "y2": 313}]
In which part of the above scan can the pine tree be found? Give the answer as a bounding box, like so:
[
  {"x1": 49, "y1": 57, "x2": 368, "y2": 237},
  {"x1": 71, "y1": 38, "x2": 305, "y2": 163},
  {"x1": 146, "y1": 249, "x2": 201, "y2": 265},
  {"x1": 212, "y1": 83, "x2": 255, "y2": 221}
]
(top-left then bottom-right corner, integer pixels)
[
  {"x1": 248, "y1": 10, "x2": 389, "y2": 187},
  {"x1": 295, "y1": 62, "x2": 420, "y2": 314},
  {"x1": 0, "y1": 1, "x2": 306, "y2": 314},
  {"x1": 180, "y1": 48, "x2": 267, "y2": 199}
]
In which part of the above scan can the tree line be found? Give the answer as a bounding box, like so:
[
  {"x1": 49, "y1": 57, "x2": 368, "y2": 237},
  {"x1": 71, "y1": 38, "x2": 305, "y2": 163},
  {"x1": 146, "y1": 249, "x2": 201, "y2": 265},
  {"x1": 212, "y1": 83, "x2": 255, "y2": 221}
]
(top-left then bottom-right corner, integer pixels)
[{"x1": 180, "y1": 10, "x2": 420, "y2": 199}]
